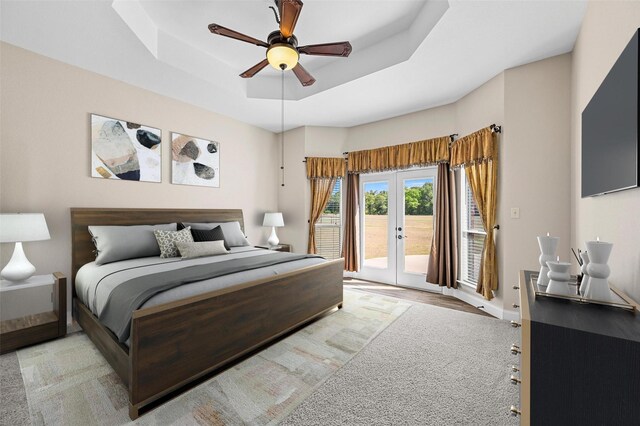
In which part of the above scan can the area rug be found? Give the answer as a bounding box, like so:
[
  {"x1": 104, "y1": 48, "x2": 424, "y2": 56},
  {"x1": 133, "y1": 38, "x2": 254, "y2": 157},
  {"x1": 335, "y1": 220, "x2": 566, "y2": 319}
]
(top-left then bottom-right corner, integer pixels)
[
  {"x1": 281, "y1": 300, "x2": 519, "y2": 426},
  {"x1": 16, "y1": 290, "x2": 411, "y2": 425}
]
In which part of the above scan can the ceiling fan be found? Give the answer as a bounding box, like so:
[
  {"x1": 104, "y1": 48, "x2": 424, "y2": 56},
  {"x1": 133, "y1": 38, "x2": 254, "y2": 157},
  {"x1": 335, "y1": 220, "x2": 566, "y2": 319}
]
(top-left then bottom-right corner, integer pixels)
[{"x1": 208, "y1": 0, "x2": 352, "y2": 87}]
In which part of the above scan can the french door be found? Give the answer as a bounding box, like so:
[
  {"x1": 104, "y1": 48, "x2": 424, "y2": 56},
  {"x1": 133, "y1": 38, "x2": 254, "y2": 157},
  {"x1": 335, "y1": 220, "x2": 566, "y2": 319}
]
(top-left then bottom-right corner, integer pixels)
[{"x1": 358, "y1": 169, "x2": 440, "y2": 292}]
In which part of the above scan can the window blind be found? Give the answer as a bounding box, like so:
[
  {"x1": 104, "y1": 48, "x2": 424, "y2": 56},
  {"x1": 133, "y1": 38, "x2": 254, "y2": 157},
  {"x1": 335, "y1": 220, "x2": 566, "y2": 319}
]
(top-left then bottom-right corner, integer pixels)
[
  {"x1": 315, "y1": 179, "x2": 342, "y2": 260},
  {"x1": 462, "y1": 178, "x2": 485, "y2": 284}
]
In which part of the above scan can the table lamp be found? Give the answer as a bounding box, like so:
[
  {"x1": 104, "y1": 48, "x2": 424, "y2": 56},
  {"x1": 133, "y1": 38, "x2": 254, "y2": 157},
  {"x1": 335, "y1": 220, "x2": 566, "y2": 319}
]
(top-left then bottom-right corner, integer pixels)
[
  {"x1": 263, "y1": 212, "x2": 284, "y2": 247},
  {"x1": 0, "y1": 213, "x2": 50, "y2": 282}
]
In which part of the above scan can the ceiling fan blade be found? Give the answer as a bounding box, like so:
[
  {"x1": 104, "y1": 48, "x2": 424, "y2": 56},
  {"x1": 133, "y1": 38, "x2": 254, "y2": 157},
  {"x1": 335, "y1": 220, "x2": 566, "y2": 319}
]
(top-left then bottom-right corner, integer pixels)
[
  {"x1": 292, "y1": 63, "x2": 316, "y2": 87},
  {"x1": 279, "y1": 0, "x2": 303, "y2": 38},
  {"x1": 208, "y1": 23, "x2": 269, "y2": 48},
  {"x1": 240, "y1": 59, "x2": 270, "y2": 78},
  {"x1": 298, "y1": 42, "x2": 352, "y2": 57}
]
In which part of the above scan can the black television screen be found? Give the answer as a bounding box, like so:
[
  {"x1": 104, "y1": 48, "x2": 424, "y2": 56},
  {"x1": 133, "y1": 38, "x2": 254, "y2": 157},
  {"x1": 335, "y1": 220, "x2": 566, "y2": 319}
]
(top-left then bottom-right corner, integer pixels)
[{"x1": 582, "y1": 29, "x2": 639, "y2": 197}]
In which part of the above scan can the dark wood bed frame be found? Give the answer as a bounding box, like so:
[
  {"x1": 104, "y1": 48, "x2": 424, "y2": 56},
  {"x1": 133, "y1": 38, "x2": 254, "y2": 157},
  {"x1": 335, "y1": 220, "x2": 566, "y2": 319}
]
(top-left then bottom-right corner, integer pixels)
[{"x1": 70, "y1": 208, "x2": 344, "y2": 419}]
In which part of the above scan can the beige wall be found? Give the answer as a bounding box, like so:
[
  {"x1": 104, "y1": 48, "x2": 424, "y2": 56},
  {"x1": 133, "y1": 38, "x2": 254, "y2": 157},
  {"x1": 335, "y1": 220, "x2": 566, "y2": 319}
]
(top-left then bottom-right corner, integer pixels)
[
  {"x1": 571, "y1": 1, "x2": 640, "y2": 301},
  {"x1": 502, "y1": 55, "x2": 572, "y2": 311},
  {"x1": 277, "y1": 127, "x2": 307, "y2": 253},
  {"x1": 345, "y1": 104, "x2": 456, "y2": 152},
  {"x1": 0, "y1": 43, "x2": 279, "y2": 308},
  {"x1": 276, "y1": 126, "x2": 349, "y2": 253}
]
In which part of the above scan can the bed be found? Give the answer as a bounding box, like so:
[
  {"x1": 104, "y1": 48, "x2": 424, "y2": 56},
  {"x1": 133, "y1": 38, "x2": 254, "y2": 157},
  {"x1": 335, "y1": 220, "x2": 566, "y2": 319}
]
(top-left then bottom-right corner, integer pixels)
[{"x1": 70, "y1": 208, "x2": 344, "y2": 419}]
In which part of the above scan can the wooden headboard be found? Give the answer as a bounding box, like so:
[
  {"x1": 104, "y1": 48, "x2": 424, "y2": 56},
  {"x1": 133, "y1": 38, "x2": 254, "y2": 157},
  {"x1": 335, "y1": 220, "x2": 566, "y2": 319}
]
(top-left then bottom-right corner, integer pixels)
[{"x1": 70, "y1": 208, "x2": 244, "y2": 296}]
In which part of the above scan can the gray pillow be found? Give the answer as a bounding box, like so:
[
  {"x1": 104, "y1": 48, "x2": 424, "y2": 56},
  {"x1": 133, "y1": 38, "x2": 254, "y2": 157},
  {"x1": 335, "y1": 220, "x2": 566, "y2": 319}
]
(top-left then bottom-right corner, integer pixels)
[
  {"x1": 154, "y1": 227, "x2": 194, "y2": 258},
  {"x1": 181, "y1": 221, "x2": 250, "y2": 247},
  {"x1": 175, "y1": 240, "x2": 228, "y2": 259},
  {"x1": 89, "y1": 223, "x2": 177, "y2": 265}
]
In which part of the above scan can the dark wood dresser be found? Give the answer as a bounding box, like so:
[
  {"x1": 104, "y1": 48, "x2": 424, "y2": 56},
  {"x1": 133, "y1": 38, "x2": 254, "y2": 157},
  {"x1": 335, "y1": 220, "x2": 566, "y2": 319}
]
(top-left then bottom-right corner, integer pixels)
[{"x1": 513, "y1": 270, "x2": 640, "y2": 425}]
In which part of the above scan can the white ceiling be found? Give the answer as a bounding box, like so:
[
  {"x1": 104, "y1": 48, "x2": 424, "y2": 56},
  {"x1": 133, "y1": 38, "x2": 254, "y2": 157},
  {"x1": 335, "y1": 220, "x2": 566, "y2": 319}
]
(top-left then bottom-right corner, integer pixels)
[{"x1": 0, "y1": 0, "x2": 587, "y2": 132}]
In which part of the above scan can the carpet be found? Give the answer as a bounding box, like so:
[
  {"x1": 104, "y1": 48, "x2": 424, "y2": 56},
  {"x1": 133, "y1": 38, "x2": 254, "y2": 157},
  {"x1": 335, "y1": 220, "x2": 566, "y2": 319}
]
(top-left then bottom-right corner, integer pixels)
[
  {"x1": 281, "y1": 301, "x2": 519, "y2": 426},
  {"x1": 0, "y1": 352, "x2": 31, "y2": 426},
  {"x1": 14, "y1": 290, "x2": 411, "y2": 425}
]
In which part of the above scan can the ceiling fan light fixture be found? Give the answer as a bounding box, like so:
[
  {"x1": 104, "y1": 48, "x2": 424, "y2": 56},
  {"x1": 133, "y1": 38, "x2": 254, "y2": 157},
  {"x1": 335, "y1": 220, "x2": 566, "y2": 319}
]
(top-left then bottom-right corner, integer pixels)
[{"x1": 267, "y1": 43, "x2": 299, "y2": 70}]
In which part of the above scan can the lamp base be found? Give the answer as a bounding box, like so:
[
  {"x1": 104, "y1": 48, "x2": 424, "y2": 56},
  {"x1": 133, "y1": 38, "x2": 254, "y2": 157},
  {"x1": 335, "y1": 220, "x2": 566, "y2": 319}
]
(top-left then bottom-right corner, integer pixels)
[
  {"x1": 1, "y1": 242, "x2": 36, "y2": 282},
  {"x1": 267, "y1": 227, "x2": 280, "y2": 247}
]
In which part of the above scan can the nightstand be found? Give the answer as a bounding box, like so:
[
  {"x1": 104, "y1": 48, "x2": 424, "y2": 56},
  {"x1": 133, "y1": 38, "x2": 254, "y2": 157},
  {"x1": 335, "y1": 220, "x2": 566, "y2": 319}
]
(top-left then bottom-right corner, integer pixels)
[
  {"x1": 256, "y1": 244, "x2": 292, "y2": 253},
  {"x1": 0, "y1": 272, "x2": 66, "y2": 354}
]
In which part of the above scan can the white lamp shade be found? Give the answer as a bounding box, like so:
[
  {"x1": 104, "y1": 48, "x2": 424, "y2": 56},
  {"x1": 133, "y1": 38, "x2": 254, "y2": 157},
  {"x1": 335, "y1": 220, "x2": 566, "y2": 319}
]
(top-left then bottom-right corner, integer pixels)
[
  {"x1": 263, "y1": 212, "x2": 284, "y2": 227},
  {"x1": 0, "y1": 213, "x2": 51, "y2": 243}
]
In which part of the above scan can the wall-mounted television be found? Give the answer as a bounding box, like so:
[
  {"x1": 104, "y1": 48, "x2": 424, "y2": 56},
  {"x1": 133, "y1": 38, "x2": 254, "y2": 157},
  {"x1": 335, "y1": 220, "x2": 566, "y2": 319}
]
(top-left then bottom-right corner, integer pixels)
[{"x1": 582, "y1": 29, "x2": 639, "y2": 197}]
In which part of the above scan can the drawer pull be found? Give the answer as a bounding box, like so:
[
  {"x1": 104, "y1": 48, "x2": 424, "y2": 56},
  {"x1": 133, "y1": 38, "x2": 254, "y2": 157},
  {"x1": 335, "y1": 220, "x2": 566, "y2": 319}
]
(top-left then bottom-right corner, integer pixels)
[
  {"x1": 513, "y1": 285, "x2": 520, "y2": 290},
  {"x1": 513, "y1": 303, "x2": 520, "y2": 309},
  {"x1": 510, "y1": 321, "x2": 521, "y2": 328},
  {"x1": 510, "y1": 375, "x2": 521, "y2": 385},
  {"x1": 510, "y1": 344, "x2": 521, "y2": 355},
  {"x1": 510, "y1": 406, "x2": 521, "y2": 417},
  {"x1": 511, "y1": 365, "x2": 519, "y2": 372}
]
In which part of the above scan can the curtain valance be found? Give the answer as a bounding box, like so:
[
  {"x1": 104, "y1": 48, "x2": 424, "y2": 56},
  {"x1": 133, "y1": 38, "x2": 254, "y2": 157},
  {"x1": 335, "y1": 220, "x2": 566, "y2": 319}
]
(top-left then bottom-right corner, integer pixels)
[
  {"x1": 450, "y1": 127, "x2": 496, "y2": 169},
  {"x1": 305, "y1": 157, "x2": 346, "y2": 179},
  {"x1": 347, "y1": 137, "x2": 450, "y2": 174}
]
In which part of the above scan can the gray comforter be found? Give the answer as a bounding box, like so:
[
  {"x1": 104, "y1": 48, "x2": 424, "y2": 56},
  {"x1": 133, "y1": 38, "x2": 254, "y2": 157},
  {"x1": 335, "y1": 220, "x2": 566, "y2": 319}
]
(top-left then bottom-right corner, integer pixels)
[
  {"x1": 75, "y1": 247, "x2": 326, "y2": 344},
  {"x1": 100, "y1": 252, "x2": 321, "y2": 342}
]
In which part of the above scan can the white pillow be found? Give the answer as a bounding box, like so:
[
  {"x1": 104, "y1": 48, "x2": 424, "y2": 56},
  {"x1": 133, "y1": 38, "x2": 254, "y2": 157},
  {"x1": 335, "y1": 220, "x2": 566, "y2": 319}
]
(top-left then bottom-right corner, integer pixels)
[
  {"x1": 154, "y1": 227, "x2": 194, "y2": 258},
  {"x1": 176, "y1": 240, "x2": 229, "y2": 259},
  {"x1": 182, "y1": 221, "x2": 250, "y2": 247}
]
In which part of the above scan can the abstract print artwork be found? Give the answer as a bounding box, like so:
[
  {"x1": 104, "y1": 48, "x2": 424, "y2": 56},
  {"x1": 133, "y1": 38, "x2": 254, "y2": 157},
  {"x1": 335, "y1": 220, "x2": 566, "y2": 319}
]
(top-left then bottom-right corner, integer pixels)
[
  {"x1": 91, "y1": 114, "x2": 161, "y2": 182},
  {"x1": 171, "y1": 132, "x2": 220, "y2": 187}
]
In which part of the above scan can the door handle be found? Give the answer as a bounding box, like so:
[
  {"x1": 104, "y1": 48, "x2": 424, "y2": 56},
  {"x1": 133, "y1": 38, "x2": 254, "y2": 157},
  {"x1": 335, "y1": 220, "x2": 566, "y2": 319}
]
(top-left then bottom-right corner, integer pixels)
[
  {"x1": 397, "y1": 235, "x2": 403, "y2": 240},
  {"x1": 398, "y1": 227, "x2": 402, "y2": 231}
]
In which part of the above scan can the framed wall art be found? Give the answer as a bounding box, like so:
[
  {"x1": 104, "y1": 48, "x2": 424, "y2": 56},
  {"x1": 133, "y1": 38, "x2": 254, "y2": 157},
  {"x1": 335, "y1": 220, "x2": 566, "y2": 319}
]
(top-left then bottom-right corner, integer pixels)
[
  {"x1": 171, "y1": 132, "x2": 220, "y2": 188},
  {"x1": 90, "y1": 114, "x2": 162, "y2": 182}
]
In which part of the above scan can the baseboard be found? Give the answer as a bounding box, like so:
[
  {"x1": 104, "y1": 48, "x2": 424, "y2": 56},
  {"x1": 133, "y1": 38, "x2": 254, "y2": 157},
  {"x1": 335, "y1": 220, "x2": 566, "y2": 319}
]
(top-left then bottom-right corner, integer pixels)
[
  {"x1": 344, "y1": 273, "x2": 519, "y2": 321},
  {"x1": 442, "y1": 287, "x2": 519, "y2": 321}
]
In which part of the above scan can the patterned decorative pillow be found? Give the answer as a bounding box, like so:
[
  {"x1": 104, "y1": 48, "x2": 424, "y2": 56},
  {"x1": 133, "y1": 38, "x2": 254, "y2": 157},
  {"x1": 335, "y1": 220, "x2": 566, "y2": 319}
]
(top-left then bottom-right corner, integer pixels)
[
  {"x1": 175, "y1": 240, "x2": 228, "y2": 259},
  {"x1": 154, "y1": 227, "x2": 194, "y2": 258}
]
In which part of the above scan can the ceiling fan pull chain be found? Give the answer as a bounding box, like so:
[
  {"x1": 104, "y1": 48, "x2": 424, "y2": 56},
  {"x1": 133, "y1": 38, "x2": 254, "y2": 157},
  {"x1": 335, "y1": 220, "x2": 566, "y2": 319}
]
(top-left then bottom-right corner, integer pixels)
[{"x1": 281, "y1": 69, "x2": 285, "y2": 187}]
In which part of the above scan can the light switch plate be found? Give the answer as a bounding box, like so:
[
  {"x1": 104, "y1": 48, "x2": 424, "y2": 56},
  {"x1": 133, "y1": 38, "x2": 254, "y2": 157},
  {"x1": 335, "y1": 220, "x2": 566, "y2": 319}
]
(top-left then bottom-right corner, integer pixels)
[{"x1": 510, "y1": 207, "x2": 520, "y2": 219}]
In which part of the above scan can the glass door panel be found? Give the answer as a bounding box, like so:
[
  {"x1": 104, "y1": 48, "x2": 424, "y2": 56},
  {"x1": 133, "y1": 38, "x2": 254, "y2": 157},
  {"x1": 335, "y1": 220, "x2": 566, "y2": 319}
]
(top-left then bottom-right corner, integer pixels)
[
  {"x1": 363, "y1": 180, "x2": 389, "y2": 268},
  {"x1": 359, "y1": 175, "x2": 396, "y2": 284},
  {"x1": 402, "y1": 177, "x2": 434, "y2": 274},
  {"x1": 396, "y1": 169, "x2": 440, "y2": 291}
]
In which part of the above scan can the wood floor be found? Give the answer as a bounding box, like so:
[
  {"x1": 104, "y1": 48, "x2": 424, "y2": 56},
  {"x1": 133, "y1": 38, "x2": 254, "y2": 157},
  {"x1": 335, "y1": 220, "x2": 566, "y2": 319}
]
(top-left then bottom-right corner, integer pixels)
[{"x1": 344, "y1": 279, "x2": 492, "y2": 317}]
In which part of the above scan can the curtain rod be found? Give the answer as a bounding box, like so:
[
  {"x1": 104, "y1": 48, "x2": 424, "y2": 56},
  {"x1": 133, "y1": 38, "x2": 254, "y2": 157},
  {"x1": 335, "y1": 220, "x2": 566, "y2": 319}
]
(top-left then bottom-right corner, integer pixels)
[{"x1": 490, "y1": 124, "x2": 502, "y2": 133}]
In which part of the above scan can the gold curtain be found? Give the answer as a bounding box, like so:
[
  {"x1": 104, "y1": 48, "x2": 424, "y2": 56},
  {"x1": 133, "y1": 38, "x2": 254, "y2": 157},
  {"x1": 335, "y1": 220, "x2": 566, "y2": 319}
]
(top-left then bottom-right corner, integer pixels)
[
  {"x1": 427, "y1": 163, "x2": 458, "y2": 288},
  {"x1": 347, "y1": 136, "x2": 450, "y2": 174},
  {"x1": 341, "y1": 173, "x2": 359, "y2": 271},
  {"x1": 307, "y1": 177, "x2": 338, "y2": 254},
  {"x1": 467, "y1": 162, "x2": 498, "y2": 299},
  {"x1": 452, "y1": 126, "x2": 499, "y2": 300},
  {"x1": 306, "y1": 157, "x2": 346, "y2": 179},
  {"x1": 450, "y1": 127, "x2": 496, "y2": 168}
]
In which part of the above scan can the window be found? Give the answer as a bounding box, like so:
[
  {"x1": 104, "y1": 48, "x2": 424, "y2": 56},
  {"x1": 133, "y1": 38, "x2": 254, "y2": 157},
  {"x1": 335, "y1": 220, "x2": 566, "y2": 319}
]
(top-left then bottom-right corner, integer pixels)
[
  {"x1": 460, "y1": 173, "x2": 486, "y2": 285},
  {"x1": 315, "y1": 179, "x2": 342, "y2": 260}
]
